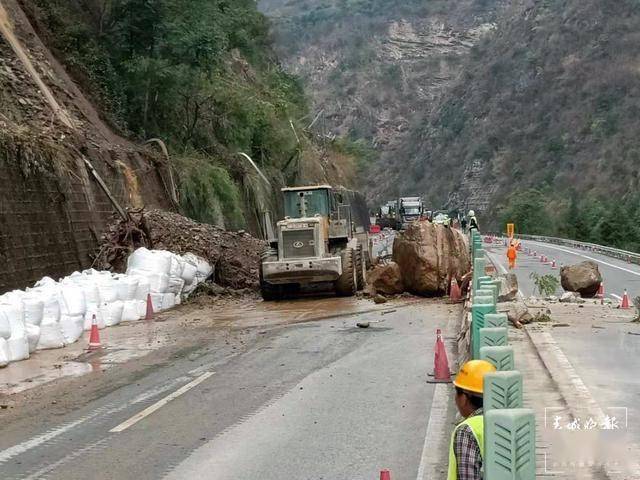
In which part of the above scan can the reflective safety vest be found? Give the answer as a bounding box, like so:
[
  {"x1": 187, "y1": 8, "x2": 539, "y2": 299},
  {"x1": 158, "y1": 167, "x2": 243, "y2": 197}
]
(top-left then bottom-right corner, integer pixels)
[{"x1": 447, "y1": 415, "x2": 484, "y2": 480}]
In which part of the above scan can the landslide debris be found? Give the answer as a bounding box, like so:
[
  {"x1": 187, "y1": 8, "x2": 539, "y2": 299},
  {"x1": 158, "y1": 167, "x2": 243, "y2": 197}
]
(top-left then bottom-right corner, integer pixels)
[
  {"x1": 94, "y1": 209, "x2": 265, "y2": 290},
  {"x1": 560, "y1": 261, "x2": 602, "y2": 298},
  {"x1": 393, "y1": 222, "x2": 471, "y2": 296}
]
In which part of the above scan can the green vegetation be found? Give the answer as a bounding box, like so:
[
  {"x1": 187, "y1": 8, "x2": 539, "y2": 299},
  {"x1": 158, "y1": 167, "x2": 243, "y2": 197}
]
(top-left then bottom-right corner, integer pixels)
[
  {"x1": 31, "y1": 0, "x2": 356, "y2": 229},
  {"x1": 498, "y1": 188, "x2": 640, "y2": 252},
  {"x1": 529, "y1": 272, "x2": 560, "y2": 297}
]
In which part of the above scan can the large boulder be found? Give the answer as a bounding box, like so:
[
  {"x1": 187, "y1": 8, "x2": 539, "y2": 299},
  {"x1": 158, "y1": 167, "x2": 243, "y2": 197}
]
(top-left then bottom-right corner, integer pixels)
[
  {"x1": 367, "y1": 262, "x2": 404, "y2": 295},
  {"x1": 498, "y1": 273, "x2": 519, "y2": 302},
  {"x1": 392, "y1": 222, "x2": 471, "y2": 295},
  {"x1": 560, "y1": 261, "x2": 602, "y2": 298}
]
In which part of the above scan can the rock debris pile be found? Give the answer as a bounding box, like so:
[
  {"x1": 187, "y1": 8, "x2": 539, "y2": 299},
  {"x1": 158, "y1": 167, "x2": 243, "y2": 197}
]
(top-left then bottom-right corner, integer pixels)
[{"x1": 94, "y1": 210, "x2": 266, "y2": 291}]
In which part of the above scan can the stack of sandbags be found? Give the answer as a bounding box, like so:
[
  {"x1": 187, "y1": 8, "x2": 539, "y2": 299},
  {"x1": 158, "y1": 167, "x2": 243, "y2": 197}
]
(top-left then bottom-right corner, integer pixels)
[{"x1": 126, "y1": 247, "x2": 172, "y2": 312}]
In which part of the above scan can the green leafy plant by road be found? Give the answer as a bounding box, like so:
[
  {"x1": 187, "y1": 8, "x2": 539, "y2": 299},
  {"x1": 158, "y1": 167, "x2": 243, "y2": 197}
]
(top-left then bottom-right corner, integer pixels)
[{"x1": 529, "y1": 272, "x2": 560, "y2": 297}]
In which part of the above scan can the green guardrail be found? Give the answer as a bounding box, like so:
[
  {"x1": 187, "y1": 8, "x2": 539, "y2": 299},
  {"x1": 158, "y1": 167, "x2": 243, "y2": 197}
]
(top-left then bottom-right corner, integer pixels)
[
  {"x1": 484, "y1": 408, "x2": 536, "y2": 480},
  {"x1": 484, "y1": 371, "x2": 524, "y2": 412},
  {"x1": 480, "y1": 345, "x2": 515, "y2": 371}
]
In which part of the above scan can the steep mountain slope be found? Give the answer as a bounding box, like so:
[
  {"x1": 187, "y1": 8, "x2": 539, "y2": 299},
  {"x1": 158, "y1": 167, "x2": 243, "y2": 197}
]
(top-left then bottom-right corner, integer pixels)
[
  {"x1": 259, "y1": 0, "x2": 507, "y2": 179},
  {"x1": 0, "y1": 0, "x2": 355, "y2": 291},
  {"x1": 383, "y1": 0, "x2": 640, "y2": 249}
]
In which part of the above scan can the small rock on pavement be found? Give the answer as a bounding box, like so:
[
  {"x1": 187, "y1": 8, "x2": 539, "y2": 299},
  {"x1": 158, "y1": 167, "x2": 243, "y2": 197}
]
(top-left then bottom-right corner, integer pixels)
[
  {"x1": 357, "y1": 322, "x2": 370, "y2": 328},
  {"x1": 560, "y1": 292, "x2": 580, "y2": 303},
  {"x1": 373, "y1": 294, "x2": 388, "y2": 304},
  {"x1": 498, "y1": 273, "x2": 519, "y2": 302}
]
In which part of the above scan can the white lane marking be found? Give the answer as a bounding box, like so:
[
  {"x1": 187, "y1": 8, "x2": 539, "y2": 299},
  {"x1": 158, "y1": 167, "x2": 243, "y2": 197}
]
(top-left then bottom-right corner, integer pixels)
[
  {"x1": 0, "y1": 417, "x2": 90, "y2": 464},
  {"x1": 110, "y1": 372, "x2": 214, "y2": 433},
  {"x1": 526, "y1": 241, "x2": 640, "y2": 277},
  {"x1": 416, "y1": 383, "x2": 450, "y2": 480},
  {"x1": 0, "y1": 376, "x2": 190, "y2": 465}
]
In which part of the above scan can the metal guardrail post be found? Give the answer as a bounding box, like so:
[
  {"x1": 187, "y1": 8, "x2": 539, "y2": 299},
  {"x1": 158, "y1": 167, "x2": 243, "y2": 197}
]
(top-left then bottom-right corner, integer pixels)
[
  {"x1": 480, "y1": 345, "x2": 515, "y2": 371},
  {"x1": 484, "y1": 408, "x2": 536, "y2": 480},
  {"x1": 484, "y1": 313, "x2": 508, "y2": 328},
  {"x1": 483, "y1": 371, "x2": 524, "y2": 412}
]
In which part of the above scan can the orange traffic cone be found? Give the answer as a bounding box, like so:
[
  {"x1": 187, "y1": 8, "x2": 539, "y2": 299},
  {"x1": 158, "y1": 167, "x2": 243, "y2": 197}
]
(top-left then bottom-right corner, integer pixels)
[
  {"x1": 450, "y1": 278, "x2": 462, "y2": 302},
  {"x1": 551, "y1": 259, "x2": 557, "y2": 269},
  {"x1": 88, "y1": 314, "x2": 101, "y2": 350},
  {"x1": 533, "y1": 251, "x2": 538, "y2": 257},
  {"x1": 621, "y1": 290, "x2": 631, "y2": 309},
  {"x1": 145, "y1": 293, "x2": 154, "y2": 321},
  {"x1": 380, "y1": 470, "x2": 391, "y2": 480},
  {"x1": 428, "y1": 329, "x2": 452, "y2": 383}
]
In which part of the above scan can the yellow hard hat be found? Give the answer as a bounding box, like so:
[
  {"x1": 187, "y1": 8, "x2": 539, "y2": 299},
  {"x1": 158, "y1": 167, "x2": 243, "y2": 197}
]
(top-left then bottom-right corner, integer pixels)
[{"x1": 453, "y1": 360, "x2": 496, "y2": 395}]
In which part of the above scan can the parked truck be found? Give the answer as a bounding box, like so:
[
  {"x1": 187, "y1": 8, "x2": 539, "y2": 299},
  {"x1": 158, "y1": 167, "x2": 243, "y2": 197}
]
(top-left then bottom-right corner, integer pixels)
[
  {"x1": 396, "y1": 196, "x2": 424, "y2": 230},
  {"x1": 259, "y1": 185, "x2": 370, "y2": 300}
]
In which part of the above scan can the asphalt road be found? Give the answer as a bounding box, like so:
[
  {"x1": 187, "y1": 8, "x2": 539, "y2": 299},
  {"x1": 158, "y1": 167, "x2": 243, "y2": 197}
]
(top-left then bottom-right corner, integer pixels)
[
  {"x1": 488, "y1": 238, "x2": 640, "y2": 301},
  {"x1": 486, "y1": 240, "x2": 640, "y2": 471},
  {"x1": 0, "y1": 300, "x2": 455, "y2": 480}
]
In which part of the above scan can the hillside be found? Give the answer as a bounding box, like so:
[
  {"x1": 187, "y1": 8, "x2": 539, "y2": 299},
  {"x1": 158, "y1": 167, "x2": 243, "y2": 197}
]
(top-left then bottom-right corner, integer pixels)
[
  {"x1": 0, "y1": 0, "x2": 355, "y2": 291},
  {"x1": 259, "y1": 0, "x2": 507, "y2": 183},
  {"x1": 379, "y1": 0, "x2": 640, "y2": 250}
]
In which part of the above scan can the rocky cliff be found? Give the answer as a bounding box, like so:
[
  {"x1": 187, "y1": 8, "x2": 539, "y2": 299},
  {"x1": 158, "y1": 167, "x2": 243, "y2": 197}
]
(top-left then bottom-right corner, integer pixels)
[{"x1": 259, "y1": 0, "x2": 507, "y2": 197}]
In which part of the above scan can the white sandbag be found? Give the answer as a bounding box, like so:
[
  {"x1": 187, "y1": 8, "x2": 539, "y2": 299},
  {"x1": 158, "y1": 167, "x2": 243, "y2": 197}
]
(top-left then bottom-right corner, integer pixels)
[
  {"x1": 113, "y1": 276, "x2": 139, "y2": 301},
  {"x1": 167, "y1": 277, "x2": 185, "y2": 295},
  {"x1": 34, "y1": 276, "x2": 57, "y2": 288},
  {"x1": 150, "y1": 293, "x2": 164, "y2": 312},
  {"x1": 175, "y1": 294, "x2": 182, "y2": 306},
  {"x1": 0, "y1": 310, "x2": 11, "y2": 339},
  {"x1": 137, "y1": 300, "x2": 148, "y2": 318},
  {"x1": 22, "y1": 296, "x2": 44, "y2": 326},
  {"x1": 127, "y1": 247, "x2": 171, "y2": 275},
  {"x1": 0, "y1": 338, "x2": 9, "y2": 367},
  {"x1": 96, "y1": 276, "x2": 118, "y2": 303},
  {"x1": 148, "y1": 273, "x2": 169, "y2": 293},
  {"x1": 84, "y1": 303, "x2": 106, "y2": 330},
  {"x1": 60, "y1": 315, "x2": 84, "y2": 344},
  {"x1": 133, "y1": 275, "x2": 151, "y2": 301},
  {"x1": 4, "y1": 305, "x2": 25, "y2": 336},
  {"x1": 77, "y1": 280, "x2": 100, "y2": 304},
  {"x1": 180, "y1": 261, "x2": 197, "y2": 285},
  {"x1": 188, "y1": 253, "x2": 213, "y2": 283},
  {"x1": 169, "y1": 254, "x2": 185, "y2": 279},
  {"x1": 102, "y1": 301, "x2": 124, "y2": 327},
  {"x1": 25, "y1": 323, "x2": 40, "y2": 353},
  {"x1": 36, "y1": 321, "x2": 65, "y2": 350},
  {"x1": 121, "y1": 300, "x2": 141, "y2": 322},
  {"x1": 58, "y1": 285, "x2": 86, "y2": 317},
  {"x1": 7, "y1": 336, "x2": 29, "y2": 362},
  {"x1": 35, "y1": 287, "x2": 61, "y2": 323},
  {"x1": 161, "y1": 293, "x2": 176, "y2": 310}
]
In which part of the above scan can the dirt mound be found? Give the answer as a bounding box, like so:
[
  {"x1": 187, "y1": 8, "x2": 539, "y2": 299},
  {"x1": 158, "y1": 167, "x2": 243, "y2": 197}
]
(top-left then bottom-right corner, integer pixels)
[
  {"x1": 392, "y1": 222, "x2": 470, "y2": 296},
  {"x1": 94, "y1": 209, "x2": 266, "y2": 290}
]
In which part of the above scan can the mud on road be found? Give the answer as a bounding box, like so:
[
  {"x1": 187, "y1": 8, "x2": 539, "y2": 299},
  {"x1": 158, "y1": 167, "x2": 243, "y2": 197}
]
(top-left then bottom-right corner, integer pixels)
[{"x1": 0, "y1": 293, "x2": 428, "y2": 427}]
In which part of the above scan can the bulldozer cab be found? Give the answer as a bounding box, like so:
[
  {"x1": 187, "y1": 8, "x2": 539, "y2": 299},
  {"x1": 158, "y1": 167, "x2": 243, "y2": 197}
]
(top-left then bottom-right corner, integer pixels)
[
  {"x1": 282, "y1": 185, "x2": 352, "y2": 241},
  {"x1": 283, "y1": 186, "x2": 331, "y2": 219}
]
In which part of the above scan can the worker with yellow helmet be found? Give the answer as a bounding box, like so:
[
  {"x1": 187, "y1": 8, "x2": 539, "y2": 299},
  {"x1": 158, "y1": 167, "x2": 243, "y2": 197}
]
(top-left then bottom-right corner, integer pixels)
[{"x1": 448, "y1": 360, "x2": 496, "y2": 480}]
